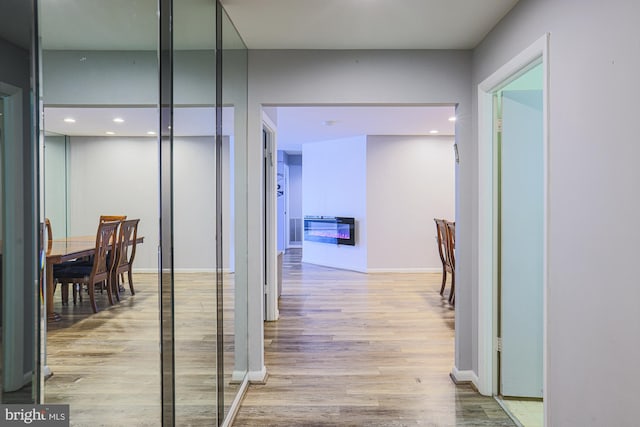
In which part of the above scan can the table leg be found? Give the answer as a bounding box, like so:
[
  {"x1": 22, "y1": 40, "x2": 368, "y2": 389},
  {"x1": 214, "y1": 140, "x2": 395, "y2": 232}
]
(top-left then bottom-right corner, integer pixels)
[{"x1": 46, "y1": 262, "x2": 61, "y2": 322}]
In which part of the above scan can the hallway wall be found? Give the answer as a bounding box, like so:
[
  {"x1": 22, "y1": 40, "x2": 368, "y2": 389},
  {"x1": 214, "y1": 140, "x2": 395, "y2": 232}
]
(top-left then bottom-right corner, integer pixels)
[
  {"x1": 472, "y1": 0, "x2": 640, "y2": 424},
  {"x1": 248, "y1": 49, "x2": 473, "y2": 374}
]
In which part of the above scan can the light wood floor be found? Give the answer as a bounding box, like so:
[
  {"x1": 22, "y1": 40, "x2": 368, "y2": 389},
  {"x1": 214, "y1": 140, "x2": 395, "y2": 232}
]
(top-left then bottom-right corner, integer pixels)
[
  {"x1": 45, "y1": 272, "x2": 240, "y2": 426},
  {"x1": 233, "y1": 249, "x2": 516, "y2": 426}
]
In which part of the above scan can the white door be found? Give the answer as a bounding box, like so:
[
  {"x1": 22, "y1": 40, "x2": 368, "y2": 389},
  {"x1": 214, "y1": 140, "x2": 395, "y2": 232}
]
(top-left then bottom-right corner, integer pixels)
[{"x1": 499, "y1": 88, "x2": 544, "y2": 398}]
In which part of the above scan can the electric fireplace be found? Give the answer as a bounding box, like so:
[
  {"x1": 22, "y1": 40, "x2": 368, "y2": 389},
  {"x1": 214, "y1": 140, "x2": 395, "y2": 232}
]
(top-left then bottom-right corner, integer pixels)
[{"x1": 304, "y1": 216, "x2": 356, "y2": 246}]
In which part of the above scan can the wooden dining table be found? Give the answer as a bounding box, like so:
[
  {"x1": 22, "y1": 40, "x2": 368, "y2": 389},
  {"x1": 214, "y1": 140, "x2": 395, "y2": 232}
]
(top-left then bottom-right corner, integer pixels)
[{"x1": 46, "y1": 235, "x2": 144, "y2": 322}]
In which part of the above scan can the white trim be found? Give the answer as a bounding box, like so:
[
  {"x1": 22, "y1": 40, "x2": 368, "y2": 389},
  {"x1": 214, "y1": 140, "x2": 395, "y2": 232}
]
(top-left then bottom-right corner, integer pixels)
[
  {"x1": 247, "y1": 366, "x2": 268, "y2": 384},
  {"x1": 231, "y1": 370, "x2": 246, "y2": 382},
  {"x1": 263, "y1": 112, "x2": 279, "y2": 321},
  {"x1": 366, "y1": 267, "x2": 441, "y2": 273},
  {"x1": 220, "y1": 376, "x2": 249, "y2": 427},
  {"x1": 132, "y1": 268, "x2": 234, "y2": 274},
  {"x1": 450, "y1": 367, "x2": 479, "y2": 386},
  {"x1": 300, "y1": 259, "x2": 368, "y2": 274},
  {"x1": 477, "y1": 33, "x2": 549, "y2": 421}
]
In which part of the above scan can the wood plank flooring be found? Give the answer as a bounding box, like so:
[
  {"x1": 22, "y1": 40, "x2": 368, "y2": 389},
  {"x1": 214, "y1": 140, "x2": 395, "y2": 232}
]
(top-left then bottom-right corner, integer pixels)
[
  {"x1": 45, "y1": 272, "x2": 240, "y2": 426},
  {"x1": 233, "y1": 249, "x2": 515, "y2": 426}
]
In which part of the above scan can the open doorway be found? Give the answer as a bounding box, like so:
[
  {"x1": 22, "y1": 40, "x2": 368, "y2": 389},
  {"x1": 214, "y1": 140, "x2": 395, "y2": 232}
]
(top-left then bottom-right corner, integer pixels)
[
  {"x1": 477, "y1": 34, "x2": 549, "y2": 427},
  {"x1": 262, "y1": 104, "x2": 458, "y2": 320}
]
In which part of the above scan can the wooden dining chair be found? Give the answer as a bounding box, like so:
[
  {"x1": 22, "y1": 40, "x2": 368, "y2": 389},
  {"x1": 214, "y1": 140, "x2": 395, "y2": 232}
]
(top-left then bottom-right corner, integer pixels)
[
  {"x1": 444, "y1": 220, "x2": 456, "y2": 305},
  {"x1": 433, "y1": 218, "x2": 449, "y2": 295},
  {"x1": 54, "y1": 220, "x2": 120, "y2": 313},
  {"x1": 111, "y1": 219, "x2": 140, "y2": 301},
  {"x1": 100, "y1": 215, "x2": 126, "y2": 223},
  {"x1": 47, "y1": 218, "x2": 79, "y2": 305},
  {"x1": 45, "y1": 218, "x2": 53, "y2": 252},
  {"x1": 434, "y1": 218, "x2": 451, "y2": 296}
]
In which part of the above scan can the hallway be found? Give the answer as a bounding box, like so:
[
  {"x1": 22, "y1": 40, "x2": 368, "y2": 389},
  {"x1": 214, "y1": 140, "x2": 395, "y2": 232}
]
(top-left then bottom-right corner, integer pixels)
[{"x1": 234, "y1": 249, "x2": 515, "y2": 426}]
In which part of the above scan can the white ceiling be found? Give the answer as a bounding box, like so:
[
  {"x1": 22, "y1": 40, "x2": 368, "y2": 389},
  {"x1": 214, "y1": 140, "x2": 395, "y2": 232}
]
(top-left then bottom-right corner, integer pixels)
[
  {"x1": 37, "y1": 1, "x2": 511, "y2": 148},
  {"x1": 44, "y1": 105, "x2": 455, "y2": 151},
  {"x1": 221, "y1": 0, "x2": 519, "y2": 49},
  {"x1": 275, "y1": 105, "x2": 456, "y2": 152},
  {"x1": 44, "y1": 107, "x2": 235, "y2": 137},
  {"x1": 34, "y1": 0, "x2": 519, "y2": 51}
]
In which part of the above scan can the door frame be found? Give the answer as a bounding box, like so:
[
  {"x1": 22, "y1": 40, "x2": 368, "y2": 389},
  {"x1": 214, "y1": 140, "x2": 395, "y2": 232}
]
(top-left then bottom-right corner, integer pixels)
[
  {"x1": 477, "y1": 33, "x2": 549, "y2": 414},
  {"x1": 262, "y1": 112, "x2": 278, "y2": 321}
]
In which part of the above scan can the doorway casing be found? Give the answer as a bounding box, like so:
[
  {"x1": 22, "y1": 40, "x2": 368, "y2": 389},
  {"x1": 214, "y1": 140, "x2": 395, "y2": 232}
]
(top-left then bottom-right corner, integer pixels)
[{"x1": 476, "y1": 33, "x2": 549, "y2": 422}]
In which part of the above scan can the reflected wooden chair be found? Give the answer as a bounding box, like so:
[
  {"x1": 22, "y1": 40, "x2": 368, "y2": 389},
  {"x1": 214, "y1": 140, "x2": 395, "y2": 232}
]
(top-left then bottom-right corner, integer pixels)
[
  {"x1": 44, "y1": 218, "x2": 53, "y2": 253},
  {"x1": 444, "y1": 220, "x2": 456, "y2": 305},
  {"x1": 434, "y1": 219, "x2": 452, "y2": 296},
  {"x1": 100, "y1": 215, "x2": 126, "y2": 223},
  {"x1": 100, "y1": 215, "x2": 126, "y2": 280},
  {"x1": 47, "y1": 218, "x2": 78, "y2": 305},
  {"x1": 54, "y1": 221, "x2": 120, "y2": 313},
  {"x1": 111, "y1": 219, "x2": 140, "y2": 301}
]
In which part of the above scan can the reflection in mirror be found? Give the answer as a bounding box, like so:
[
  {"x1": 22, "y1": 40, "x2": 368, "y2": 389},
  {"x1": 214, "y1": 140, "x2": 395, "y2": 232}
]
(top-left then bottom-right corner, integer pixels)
[
  {"x1": 172, "y1": 0, "x2": 220, "y2": 424},
  {"x1": 43, "y1": 131, "x2": 68, "y2": 239},
  {"x1": 39, "y1": 0, "x2": 160, "y2": 424},
  {"x1": 222, "y1": 6, "x2": 249, "y2": 421},
  {"x1": 0, "y1": 0, "x2": 37, "y2": 404}
]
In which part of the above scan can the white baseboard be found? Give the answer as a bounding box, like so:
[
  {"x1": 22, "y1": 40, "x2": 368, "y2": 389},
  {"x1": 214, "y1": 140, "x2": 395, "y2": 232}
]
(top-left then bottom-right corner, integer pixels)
[
  {"x1": 221, "y1": 376, "x2": 249, "y2": 427},
  {"x1": 367, "y1": 267, "x2": 441, "y2": 273},
  {"x1": 231, "y1": 370, "x2": 246, "y2": 382},
  {"x1": 247, "y1": 366, "x2": 268, "y2": 384},
  {"x1": 450, "y1": 367, "x2": 479, "y2": 388},
  {"x1": 132, "y1": 268, "x2": 234, "y2": 274},
  {"x1": 300, "y1": 259, "x2": 367, "y2": 273}
]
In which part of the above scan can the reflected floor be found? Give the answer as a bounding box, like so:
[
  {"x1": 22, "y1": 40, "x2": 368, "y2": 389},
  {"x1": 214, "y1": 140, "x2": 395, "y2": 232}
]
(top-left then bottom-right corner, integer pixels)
[{"x1": 45, "y1": 272, "x2": 240, "y2": 426}]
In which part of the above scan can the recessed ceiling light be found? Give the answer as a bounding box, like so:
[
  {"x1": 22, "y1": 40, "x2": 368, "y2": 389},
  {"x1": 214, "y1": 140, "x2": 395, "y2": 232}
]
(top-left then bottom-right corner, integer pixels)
[
  {"x1": 105, "y1": 131, "x2": 115, "y2": 135},
  {"x1": 64, "y1": 118, "x2": 76, "y2": 123},
  {"x1": 448, "y1": 116, "x2": 457, "y2": 122},
  {"x1": 322, "y1": 120, "x2": 338, "y2": 126},
  {"x1": 147, "y1": 131, "x2": 156, "y2": 135},
  {"x1": 113, "y1": 118, "x2": 124, "y2": 123},
  {"x1": 429, "y1": 130, "x2": 439, "y2": 134}
]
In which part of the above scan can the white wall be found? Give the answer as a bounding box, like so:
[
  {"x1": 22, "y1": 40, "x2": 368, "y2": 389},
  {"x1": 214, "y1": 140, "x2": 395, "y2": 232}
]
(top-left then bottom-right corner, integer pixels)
[
  {"x1": 302, "y1": 136, "x2": 368, "y2": 272},
  {"x1": 288, "y1": 155, "x2": 302, "y2": 246},
  {"x1": 366, "y1": 135, "x2": 455, "y2": 272},
  {"x1": 472, "y1": 1, "x2": 640, "y2": 425},
  {"x1": 67, "y1": 135, "x2": 232, "y2": 271},
  {"x1": 248, "y1": 49, "x2": 473, "y2": 375},
  {"x1": 44, "y1": 135, "x2": 68, "y2": 238},
  {"x1": 68, "y1": 136, "x2": 159, "y2": 270}
]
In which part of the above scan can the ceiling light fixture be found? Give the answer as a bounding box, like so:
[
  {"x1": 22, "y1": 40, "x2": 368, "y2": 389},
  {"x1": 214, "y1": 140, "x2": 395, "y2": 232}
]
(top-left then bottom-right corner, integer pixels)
[
  {"x1": 64, "y1": 118, "x2": 76, "y2": 123},
  {"x1": 147, "y1": 131, "x2": 156, "y2": 135},
  {"x1": 105, "y1": 131, "x2": 115, "y2": 135},
  {"x1": 322, "y1": 120, "x2": 338, "y2": 126},
  {"x1": 448, "y1": 116, "x2": 457, "y2": 122},
  {"x1": 113, "y1": 118, "x2": 124, "y2": 123},
  {"x1": 429, "y1": 130, "x2": 439, "y2": 134}
]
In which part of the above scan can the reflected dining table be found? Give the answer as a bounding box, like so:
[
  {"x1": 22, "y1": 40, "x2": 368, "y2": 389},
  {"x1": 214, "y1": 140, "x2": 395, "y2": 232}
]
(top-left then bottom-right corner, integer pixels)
[{"x1": 45, "y1": 235, "x2": 144, "y2": 322}]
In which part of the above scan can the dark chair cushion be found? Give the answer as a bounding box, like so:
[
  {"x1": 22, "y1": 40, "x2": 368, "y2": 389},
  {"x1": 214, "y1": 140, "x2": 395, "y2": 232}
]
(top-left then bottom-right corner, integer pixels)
[{"x1": 53, "y1": 264, "x2": 92, "y2": 279}]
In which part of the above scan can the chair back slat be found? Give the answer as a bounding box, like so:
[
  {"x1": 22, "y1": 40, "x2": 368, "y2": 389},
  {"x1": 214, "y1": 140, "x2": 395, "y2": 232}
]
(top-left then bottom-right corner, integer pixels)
[
  {"x1": 116, "y1": 219, "x2": 140, "y2": 269},
  {"x1": 444, "y1": 221, "x2": 455, "y2": 269},
  {"x1": 91, "y1": 220, "x2": 120, "y2": 279}
]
